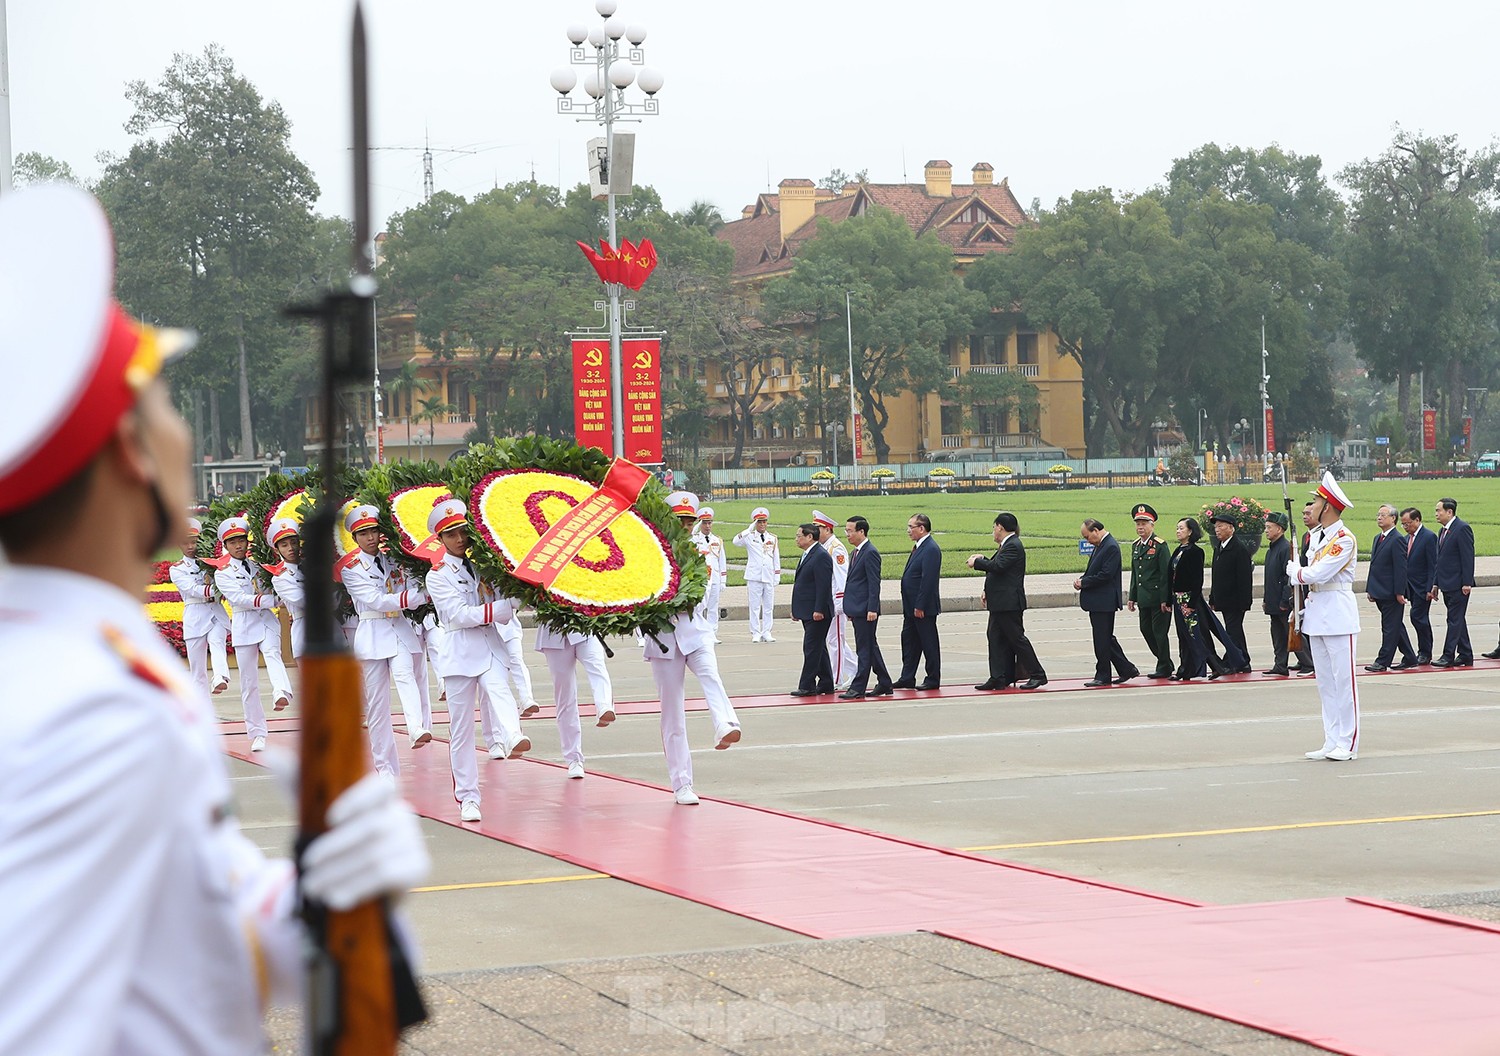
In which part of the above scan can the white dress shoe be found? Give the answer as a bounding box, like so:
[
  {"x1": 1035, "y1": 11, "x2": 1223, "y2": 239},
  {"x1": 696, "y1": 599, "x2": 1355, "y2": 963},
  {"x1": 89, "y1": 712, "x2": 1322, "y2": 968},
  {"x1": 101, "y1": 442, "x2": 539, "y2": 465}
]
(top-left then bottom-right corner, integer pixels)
[
  {"x1": 1304, "y1": 747, "x2": 1332, "y2": 760},
  {"x1": 488, "y1": 741, "x2": 507, "y2": 760},
  {"x1": 459, "y1": 799, "x2": 481, "y2": 822},
  {"x1": 507, "y1": 736, "x2": 531, "y2": 758},
  {"x1": 211, "y1": 676, "x2": 230, "y2": 695},
  {"x1": 273, "y1": 693, "x2": 292, "y2": 713},
  {"x1": 567, "y1": 761, "x2": 586, "y2": 780},
  {"x1": 751, "y1": 635, "x2": 763, "y2": 644},
  {"x1": 250, "y1": 736, "x2": 267, "y2": 753},
  {"x1": 1324, "y1": 747, "x2": 1357, "y2": 761},
  {"x1": 410, "y1": 728, "x2": 432, "y2": 749},
  {"x1": 520, "y1": 702, "x2": 541, "y2": 718},
  {"x1": 762, "y1": 635, "x2": 776, "y2": 643},
  {"x1": 596, "y1": 707, "x2": 616, "y2": 727},
  {"x1": 714, "y1": 724, "x2": 741, "y2": 750},
  {"x1": 674, "y1": 786, "x2": 700, "y2": 805}
]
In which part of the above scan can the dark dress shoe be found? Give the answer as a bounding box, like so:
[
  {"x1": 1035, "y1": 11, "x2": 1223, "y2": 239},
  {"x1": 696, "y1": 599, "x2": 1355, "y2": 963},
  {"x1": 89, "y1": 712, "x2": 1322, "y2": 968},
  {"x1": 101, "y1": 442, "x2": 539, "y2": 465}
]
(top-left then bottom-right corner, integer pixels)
[
  {"x1": 1208, "y1": 669, "x2": 1224, "y2": 680},
  {"x1": 1364, "y1": 663, "x2": 1389, "y2": 672},
  {"x1": 815, "y1": 684, "x2": 836, "y2": 694},
  {"x1": 973, "y1": 680, "x2": 1001, "y2": 691},
  {"x1": 1018, "y1": 676, "x2": 1047, "y2": 690},
  {"x1": 789, "y1": 688, "x2": 817, "y2": 697},
  {"x1": 870, "y1": 684, "x2": 895, "y2": 696},
  {"x1": 1148, "y1": 670, "x2": 1174, "y2": 679},
  {"x1": 1394, "y1": 659, "x2": 1419, "y2": 670},
  {"x1": 1292, "y1": 664, "x2": 1315, "y2": 673},
  {"x1": 1112, "y1": 669, "x2": 1140, "y2": 684},
  {"x1": 1415, "y1": 656, "x2": 1430, "y2": 665},
  {"x1": 1169, "y1": 672, "x2": 1191, "y2": 681},
  {"x1": 1481, "y1": 649, "x2": 1500, "y2": 660},
  {"x1": 1083, "y1": 678, "x2": 1111, "y2": 688},
  {"x1": 1432, "y1": 657, "x2": 1454, "y2": 668},
  {"x1": 1262, "y1": 667, "x2": 1291, "y2": 676},
  {"x1": 890, "y1": 679, "x2": 917, "y2": 689},
  {"x1": 916, "y1": 681, "x2": 941, "y2": 691},
  {"x1": 1234, "y1": 664, "x2": 1253, "y2": 674},
  {"x1": 1454, "y1": 658, "x2": 1473, "y2": 667},
  {"x1": 838, "y1": 689, "x2": 866, "y2": 700}
]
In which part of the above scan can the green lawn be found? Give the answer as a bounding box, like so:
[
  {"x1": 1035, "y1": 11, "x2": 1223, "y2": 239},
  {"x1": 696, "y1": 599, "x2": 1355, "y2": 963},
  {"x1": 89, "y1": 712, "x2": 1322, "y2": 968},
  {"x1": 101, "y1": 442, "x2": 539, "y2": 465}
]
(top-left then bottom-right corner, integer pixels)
[{"x1": 702, "y1": 480, "x2": 1500, "y2": 579}]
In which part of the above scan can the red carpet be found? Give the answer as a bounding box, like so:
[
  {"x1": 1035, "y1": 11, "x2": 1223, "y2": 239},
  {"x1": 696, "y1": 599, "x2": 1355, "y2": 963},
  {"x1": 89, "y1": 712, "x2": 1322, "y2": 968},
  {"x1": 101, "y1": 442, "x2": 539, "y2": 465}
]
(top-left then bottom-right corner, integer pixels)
[{"x1": 220, "y1": 660, "x2": 1500, "y2": 1055}]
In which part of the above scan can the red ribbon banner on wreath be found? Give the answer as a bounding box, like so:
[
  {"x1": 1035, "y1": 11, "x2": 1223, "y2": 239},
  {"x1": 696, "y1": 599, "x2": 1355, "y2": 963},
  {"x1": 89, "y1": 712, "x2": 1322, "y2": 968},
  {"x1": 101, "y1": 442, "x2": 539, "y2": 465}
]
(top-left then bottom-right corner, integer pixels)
[{"x1": 512, "y1": 459, "x2": 655, "y2": 589}]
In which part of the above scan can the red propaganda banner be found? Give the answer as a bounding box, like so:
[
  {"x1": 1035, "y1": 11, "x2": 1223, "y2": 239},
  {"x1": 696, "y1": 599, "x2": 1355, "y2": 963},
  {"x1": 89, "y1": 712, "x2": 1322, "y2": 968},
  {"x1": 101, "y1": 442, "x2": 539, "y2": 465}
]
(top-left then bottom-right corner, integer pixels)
[
  {"x1": 1422, "y1": 408, "x2": 1437, "y2": 452},
  {"x1": 853, "y1": 413, "x2": 864, "y2": 461},
  {"x1": 1464, "y1": 416, "x2": 1473, "y2": 450},
  {"x1": 1263, "y1": 407, "x2": 1276, "y2": 454},
  {"x1": 621, "y1": 338, "x2": 662, "y2": 464},
  {"x1": 572, "y1": 339, "x2": 613, "y2": 454}
]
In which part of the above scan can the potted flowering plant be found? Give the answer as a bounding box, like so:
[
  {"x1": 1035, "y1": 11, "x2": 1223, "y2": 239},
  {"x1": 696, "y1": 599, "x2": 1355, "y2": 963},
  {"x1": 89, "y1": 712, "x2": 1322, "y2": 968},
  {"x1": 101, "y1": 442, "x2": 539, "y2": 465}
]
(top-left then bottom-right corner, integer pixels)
[
  {"x1": 811, "y1": 468, "x2": 836, "y2": 495},
  {"x1": 1198, "y1": 495, "x2": 1270, "y2": 555},
  {"x1": 870, "y1": 467, "x2": 895, "y2": 493},
  {"x1": 1048, "y1": 463, "x2": 1073, "y2": 484},
  {"x1": 928, "y1": 466, "x2": 956, "y2": 492}
]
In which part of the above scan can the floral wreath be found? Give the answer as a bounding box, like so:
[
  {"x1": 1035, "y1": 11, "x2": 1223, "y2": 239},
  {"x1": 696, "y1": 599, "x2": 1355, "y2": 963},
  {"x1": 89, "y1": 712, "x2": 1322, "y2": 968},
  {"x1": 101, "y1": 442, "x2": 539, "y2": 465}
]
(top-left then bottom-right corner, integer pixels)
[{"x1": 448, "y1": 435, "x2": 705, "y2": 640}]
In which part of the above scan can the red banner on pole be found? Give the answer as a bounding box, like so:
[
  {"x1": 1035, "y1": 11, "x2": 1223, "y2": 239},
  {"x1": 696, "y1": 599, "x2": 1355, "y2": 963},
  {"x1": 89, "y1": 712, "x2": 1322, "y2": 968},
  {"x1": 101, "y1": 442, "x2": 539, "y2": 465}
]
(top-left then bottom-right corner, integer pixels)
[
  {"x1": 572, "y1": 338, "x2": 613, "y2": 454},
  {"x1": 1422, "y1": 408, "x2": 1437, "y2": 452},
  {"x1": 621, "y1": 338, "x2": 663, "y2": 465},
  {"x1": 1464, "y1": 416, "x2": 1473, "y2": 450},
  {"x1": 1263, "y1": 407, "x2": 1276, "y2": 454},
  {"x1": 853, "y1": 413, "x2": 864, "y2": 461}
]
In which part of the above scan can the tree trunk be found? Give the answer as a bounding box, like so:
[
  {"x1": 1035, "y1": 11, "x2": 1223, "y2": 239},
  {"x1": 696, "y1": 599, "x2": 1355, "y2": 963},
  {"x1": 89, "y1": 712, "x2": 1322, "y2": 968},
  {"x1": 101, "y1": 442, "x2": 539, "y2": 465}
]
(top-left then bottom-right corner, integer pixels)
[
  {"x1": 867, "y1": 393, "x2": 891, "y2": 463},
  {"x1": 208, "y1": 387, "x2": 223, "y2": 461},
  {"x1": 236, "y1": 314, "x2": 254, "y2": 459}
]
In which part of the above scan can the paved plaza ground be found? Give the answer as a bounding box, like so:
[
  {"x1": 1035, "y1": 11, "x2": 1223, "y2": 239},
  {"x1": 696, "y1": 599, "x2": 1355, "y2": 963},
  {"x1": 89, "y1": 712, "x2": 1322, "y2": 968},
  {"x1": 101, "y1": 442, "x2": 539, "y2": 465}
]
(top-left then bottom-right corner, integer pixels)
[{"x1": 228, "y1": 573, "x2": 1500, "y2": 1055}]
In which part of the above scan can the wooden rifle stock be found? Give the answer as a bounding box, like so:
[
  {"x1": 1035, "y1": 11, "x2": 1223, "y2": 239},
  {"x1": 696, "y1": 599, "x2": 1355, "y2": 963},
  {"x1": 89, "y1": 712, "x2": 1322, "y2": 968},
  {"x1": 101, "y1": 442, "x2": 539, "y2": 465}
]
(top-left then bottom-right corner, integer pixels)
[{"x1": 1279, "y1": 457, "x2": 1304, "y2": 653}]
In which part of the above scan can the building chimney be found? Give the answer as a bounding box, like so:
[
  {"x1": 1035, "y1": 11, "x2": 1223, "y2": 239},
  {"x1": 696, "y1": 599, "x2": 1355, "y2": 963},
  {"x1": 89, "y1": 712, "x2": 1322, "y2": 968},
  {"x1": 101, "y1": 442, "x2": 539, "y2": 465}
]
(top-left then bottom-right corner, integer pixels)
[
  {"x1": 778, "y1": 178, "x2": 817, "y2": 242},
  {"x1": 971, "y1": 162, "x2": 994, "y2": 187},
  {"x1": 924, "y1": 159, "x2": 953, "y2": 197},
  {"x1": 742, "y1": 204, "x2": 755, "y2": 219}
]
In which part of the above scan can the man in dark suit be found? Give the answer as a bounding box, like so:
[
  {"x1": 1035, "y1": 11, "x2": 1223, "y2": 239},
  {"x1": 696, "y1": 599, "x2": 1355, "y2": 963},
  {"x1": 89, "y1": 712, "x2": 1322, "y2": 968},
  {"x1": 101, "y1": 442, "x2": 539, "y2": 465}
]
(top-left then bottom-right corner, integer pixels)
[
  {"x1": 967, "y1": 511, "x2": 1047, "y2": 691},
  {"x1": 1430, "y1": 498, "x2": 1475, "y2": 667},
  {"x1": 1208, "y1": 512, "x2": 1254, "y2": 670},
  {"x1": 1261, "y1": 512, "x2": 1296, "y2": 675},
  {"x1": 839, "y1": 516, "x2": 893, "y2": 699},
  {"x1": 789, "y1": 523, "x2": 834, "y2": 695},
  {"x1": 1073, "y1": 519, "x2": 1139, "y2": 687},
  {"x1": 1365, "y1": 503, "x2": 1416, "y2": 671},
  {"x1": 893, "y1": 512, "x2": 942, "y2": 690},
  {"x1": 1399, "y1": 507, "x2": 1437, "y2": 663}
]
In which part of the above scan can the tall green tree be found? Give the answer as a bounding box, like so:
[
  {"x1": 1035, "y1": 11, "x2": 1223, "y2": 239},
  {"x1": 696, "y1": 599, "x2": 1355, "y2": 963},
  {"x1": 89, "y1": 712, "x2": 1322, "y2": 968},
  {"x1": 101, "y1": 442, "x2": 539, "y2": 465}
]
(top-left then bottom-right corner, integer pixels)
[
  {"x1": 1341, "y1": 130, "x2": 1500, "y2": 445},
  {"x1": 763, "y1": 209, "x2": 979, "y2": 462},
  {"x1": 11, "y1": 152, "x2": 80, "y2": 187},
  {"x1": 96, "y1": 45, "x2": 319, "y2": 461}
]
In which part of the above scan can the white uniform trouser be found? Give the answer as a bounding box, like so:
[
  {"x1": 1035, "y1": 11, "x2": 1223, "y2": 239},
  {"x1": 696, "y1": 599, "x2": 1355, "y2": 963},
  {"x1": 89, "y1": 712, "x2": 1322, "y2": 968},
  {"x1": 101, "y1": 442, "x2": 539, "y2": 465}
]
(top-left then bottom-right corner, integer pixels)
[
  {"x1": 825, "y1": 614, "x2": 857, "y2": 684},
  {"x1": 497, "y1": 635, "x2": 537, "y2": 709},
  {"x1": 288, "y1": 618, "x2": 305, "y2": 661},
  {"x1": 542, "y1": 639, "x2": 614, "y2": 766},
  {"x1": 185, "y1": 625, "x2": 230, "y2": 696},
  {"x1": 704, "y1": 575, "x2": 724, "y2": 637},
  {"x1": 359, "y1": 651, "x2": 422, "y2": 778},
  {"x1": 746, "y1": 580, "x2": 776, "y2": 639},
  {"x1": 408, "y1": 649, "x2": 433, "y2": 737},
  {"x1": 648, "y1": 646, "x2": 740, "y2": 793},
  {"x1": 445, "y1": 665, "x2": 521, "y2": 799},
  {"x1": 235, "y1": 635, "x2": 291, "y2": 741},
  {"x1": 1308, "y1": 633, "x2": 1360, "y2": 753}
]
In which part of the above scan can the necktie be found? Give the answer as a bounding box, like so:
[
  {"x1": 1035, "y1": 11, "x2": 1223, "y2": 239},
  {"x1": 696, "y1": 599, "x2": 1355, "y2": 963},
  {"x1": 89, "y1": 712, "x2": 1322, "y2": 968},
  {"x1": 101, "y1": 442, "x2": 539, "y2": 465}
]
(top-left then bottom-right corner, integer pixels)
[
  {"x1": 462, "y1": 556, "x2": 475, "y2": 579},
  {"x1": 375, "y1": 554, "x2": 386, "y2": 573},
  {"x1": 1439, "y1": 526, "x2": 1447, "y2": 549},
  {"x1": 1407, "y1": 533, "x2": 1414, "y2": 555},
  {"x1": 239, "y1": 558, "x2": 251, "y2": 576}
]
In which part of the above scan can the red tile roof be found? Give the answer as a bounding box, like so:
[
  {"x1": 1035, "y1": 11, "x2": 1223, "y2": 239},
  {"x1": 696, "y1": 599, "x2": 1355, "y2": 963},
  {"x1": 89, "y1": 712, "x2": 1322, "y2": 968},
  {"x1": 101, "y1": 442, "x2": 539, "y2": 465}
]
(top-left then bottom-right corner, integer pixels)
[{"x1": 717, "y1": 173, "x2": 1031, "y2": 280}]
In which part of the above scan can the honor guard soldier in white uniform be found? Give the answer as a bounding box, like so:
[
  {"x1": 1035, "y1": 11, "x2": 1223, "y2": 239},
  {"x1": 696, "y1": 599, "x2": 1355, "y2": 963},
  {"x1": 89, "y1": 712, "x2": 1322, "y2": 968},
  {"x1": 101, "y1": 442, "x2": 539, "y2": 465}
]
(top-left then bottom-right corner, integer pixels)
[
  {"x1": 813, "y1": 510, "x2": 858, "y2": 689},
  {"x1": 170, "y1": 516, "x2": 231, "y2": 696},
  {"x1": 0, "y1": 183, "x2": 428, "y2": 1055},
  {"x1": 534, "y1": 625, "x2": 615, "y2": 779},
  {"x1": 215, "y1": 516, "x2": 294, "y2": 752},
  {"x1": 423, "y1": 497, "x2": 530, "y2": 820},
  {"x1": 341, "y1": 503, "x2": 431, "y2": 776},
  {"x1": 646, "y1": 493, "x2": 744, "y2": 804},
  {"x1": 733, "y1": 506, "x2": 783, "y2": 642},
  {"x1": 1287, "y1": 472, "x2": 1362, "y2": 761},
  {"x1": 266, "y1": 517, "x2": 307, "y2": 659},
  {"x1": 693, "y1": 506, "x2": 727, "y2": 642}
]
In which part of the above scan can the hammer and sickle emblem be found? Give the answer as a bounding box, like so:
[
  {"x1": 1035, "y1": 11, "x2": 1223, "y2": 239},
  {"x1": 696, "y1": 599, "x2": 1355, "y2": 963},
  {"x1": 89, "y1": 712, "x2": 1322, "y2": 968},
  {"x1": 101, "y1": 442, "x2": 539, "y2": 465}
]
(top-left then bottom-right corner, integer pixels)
[
  {"x1": 584, "y1": 346, "x2": 604, "y2": 367},
  {"x1": 632, "y1": 348, "x2": 654, "y2": 369}
]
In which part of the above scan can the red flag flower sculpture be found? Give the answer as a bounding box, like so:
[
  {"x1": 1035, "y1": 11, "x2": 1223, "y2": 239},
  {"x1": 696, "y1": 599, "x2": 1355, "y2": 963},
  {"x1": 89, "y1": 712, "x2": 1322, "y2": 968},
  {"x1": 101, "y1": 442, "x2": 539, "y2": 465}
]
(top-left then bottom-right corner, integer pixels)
[{"x1": 576, "y1": 237, "x2": 657, "y2": 290}]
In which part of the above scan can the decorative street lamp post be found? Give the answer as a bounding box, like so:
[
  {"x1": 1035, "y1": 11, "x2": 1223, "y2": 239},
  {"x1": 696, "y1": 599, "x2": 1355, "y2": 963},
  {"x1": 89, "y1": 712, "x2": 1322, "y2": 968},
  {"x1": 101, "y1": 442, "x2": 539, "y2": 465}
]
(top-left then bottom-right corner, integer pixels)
[{"x1": 551, "y1": 1, "x2": 664, "y2": 459}]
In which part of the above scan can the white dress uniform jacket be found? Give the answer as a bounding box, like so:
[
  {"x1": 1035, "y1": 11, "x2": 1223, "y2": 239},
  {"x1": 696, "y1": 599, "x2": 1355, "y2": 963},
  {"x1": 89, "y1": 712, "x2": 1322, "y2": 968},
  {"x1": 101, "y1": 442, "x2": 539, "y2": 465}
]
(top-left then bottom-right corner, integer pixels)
[
  {"x1": 0, "y1": 567, "x2": 300, "y2": 1055},
  {"x1": 822, "y1": 535, "x2": 857, "y2": 683},
  {"x1": 732, "y1": 525, "x2": 783, "y2": 583},
  {"x1": 1293, "y1": 520, "x2": 1361, "y2": 635},
  {"x1": 168, "y1": 556, "x2": 231, "y2": 642},
  {"x1": 270, "y1": 563, "x2": 306, "y2": 658},
  {"x1": 214, "y1": 557, "x2": 281, "y2": 647},
  {"x1": 342, "y1": 552, "x2": 426, "y2": 660}
]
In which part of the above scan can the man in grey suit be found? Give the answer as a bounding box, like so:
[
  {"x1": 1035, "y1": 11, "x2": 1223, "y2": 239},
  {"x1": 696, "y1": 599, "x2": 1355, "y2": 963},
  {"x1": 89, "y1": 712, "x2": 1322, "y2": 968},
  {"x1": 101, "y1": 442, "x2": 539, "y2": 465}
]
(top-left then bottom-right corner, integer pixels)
[
  {"x1": 839, "y1": 516, "x2": 893, "y2": 699},
  {"x1": 1074, "y1": 518, "x2": 1140, "y2": 687},
  {"x1": 967, "y1": 511, "x2": 1047, "y2": 690}
]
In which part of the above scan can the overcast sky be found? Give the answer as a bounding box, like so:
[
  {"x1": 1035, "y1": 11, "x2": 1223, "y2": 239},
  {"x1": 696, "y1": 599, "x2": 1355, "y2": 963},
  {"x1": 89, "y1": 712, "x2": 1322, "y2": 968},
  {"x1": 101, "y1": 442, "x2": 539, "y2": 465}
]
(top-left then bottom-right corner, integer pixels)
[{"x1": 8, "y1": 0, "x2": 1498, "y2": 231}]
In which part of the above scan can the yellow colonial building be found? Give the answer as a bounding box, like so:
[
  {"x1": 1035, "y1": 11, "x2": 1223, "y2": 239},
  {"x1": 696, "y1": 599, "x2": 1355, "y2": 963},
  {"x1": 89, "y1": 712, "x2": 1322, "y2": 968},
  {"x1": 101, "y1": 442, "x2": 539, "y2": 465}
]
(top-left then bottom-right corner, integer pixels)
[{"x1": 713, "y1": 160, "x2": 1084, "y2": 464}]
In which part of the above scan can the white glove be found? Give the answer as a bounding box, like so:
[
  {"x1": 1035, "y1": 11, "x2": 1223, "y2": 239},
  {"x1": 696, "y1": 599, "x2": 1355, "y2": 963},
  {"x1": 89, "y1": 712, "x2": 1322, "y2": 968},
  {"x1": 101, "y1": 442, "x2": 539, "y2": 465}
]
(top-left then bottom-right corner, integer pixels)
[
  {"x1": 1285, "y1": 560, "x2": 1299, "y2": 581},
  {"x1": 300, "y1": 773, "x2": 431, "y2": 910}
]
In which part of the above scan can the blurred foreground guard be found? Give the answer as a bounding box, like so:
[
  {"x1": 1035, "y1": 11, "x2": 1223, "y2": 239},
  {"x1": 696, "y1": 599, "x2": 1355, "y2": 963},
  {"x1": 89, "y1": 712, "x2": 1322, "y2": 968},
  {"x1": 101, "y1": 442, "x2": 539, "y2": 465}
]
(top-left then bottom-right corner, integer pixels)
[{"x1": 0, "y1": 185, "x2": 428, "y2": 1054}]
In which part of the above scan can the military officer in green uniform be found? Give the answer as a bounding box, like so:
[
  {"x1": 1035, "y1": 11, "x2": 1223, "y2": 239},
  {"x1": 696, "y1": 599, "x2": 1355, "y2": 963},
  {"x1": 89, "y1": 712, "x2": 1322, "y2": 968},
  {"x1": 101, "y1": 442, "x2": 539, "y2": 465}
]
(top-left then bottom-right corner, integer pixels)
[{"x1": 1127, "y1": 503, "x2": 1174, "y2": 678}]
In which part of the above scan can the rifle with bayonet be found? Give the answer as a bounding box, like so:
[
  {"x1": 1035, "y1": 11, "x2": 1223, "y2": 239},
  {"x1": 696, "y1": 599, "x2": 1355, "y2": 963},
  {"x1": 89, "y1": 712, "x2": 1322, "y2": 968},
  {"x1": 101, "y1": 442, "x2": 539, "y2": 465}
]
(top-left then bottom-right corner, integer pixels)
[
  {"x1": 288, "y1": 5, "x2": 426, "y2": 1052},
  {"x1": 1279, "y1": 455, "x2": 1304, "y2": 653}
]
